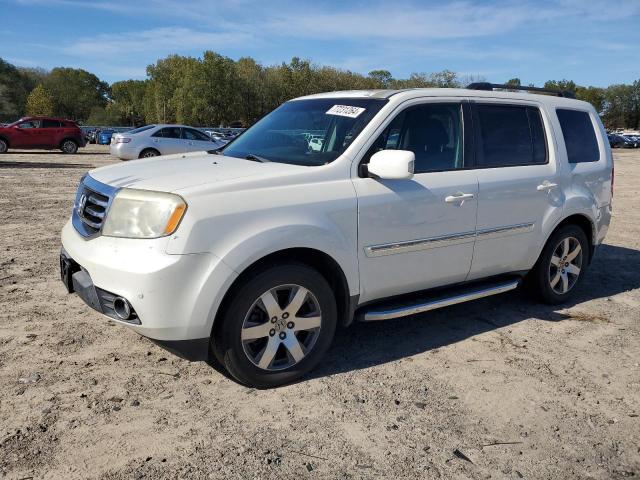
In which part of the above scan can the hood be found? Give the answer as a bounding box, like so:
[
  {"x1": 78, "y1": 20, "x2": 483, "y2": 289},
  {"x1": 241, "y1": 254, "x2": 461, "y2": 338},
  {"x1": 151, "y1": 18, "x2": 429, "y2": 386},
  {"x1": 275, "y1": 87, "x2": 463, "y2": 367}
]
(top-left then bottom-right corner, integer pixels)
[{"x1": 88, "y1": 151, "x2": 306, "y2": 192}]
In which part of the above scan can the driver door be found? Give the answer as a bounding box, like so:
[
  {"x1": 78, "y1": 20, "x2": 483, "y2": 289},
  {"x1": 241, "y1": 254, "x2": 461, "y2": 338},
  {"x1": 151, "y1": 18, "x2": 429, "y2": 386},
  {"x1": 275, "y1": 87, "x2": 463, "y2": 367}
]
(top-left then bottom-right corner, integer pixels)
[
  {"x1": 353, "y1": 100, "x2": 478, "y2": 303},
  {"x1": 12, "y1": 119, "x2": 42, "y2": 148}
]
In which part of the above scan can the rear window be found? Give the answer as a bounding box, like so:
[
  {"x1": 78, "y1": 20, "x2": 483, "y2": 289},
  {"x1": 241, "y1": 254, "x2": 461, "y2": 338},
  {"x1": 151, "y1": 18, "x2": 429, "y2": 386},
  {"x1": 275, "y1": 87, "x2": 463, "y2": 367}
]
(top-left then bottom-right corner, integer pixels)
[
  {"x1": 128, "y1": 125, "x2": 155, "y2": 135},
  {"x1": 556, "y1": 109, "x2": 600, "y2": 163},
  {"x1": 475, "y1": 104, "x2": 547, "y2": 167}
]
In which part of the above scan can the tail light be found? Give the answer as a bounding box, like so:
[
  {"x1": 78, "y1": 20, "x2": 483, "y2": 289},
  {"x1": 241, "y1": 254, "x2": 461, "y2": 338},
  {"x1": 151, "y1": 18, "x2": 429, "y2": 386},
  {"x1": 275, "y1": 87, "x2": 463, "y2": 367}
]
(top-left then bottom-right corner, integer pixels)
[{"x1": 115, "y1": 137, "x2": 131, "y2": 144}]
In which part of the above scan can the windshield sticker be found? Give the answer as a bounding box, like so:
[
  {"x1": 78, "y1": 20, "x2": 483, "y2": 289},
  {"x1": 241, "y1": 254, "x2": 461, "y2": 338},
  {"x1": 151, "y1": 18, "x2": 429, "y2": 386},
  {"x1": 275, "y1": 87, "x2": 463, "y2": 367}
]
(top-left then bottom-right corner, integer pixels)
[{"x1": 326, "y1": 105, "x2": 366, "y2": 118}]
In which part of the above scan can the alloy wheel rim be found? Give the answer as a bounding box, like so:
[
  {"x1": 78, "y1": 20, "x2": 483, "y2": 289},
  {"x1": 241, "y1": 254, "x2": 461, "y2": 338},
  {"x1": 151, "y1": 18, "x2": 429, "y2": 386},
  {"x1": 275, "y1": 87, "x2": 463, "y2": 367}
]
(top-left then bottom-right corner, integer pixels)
[
  {"x1": 143, "y1": 151, "x2": 157, "y2": 157},
  {"x1": 63, "y1": 141, "x2": 75, "y2": 153},
  {"x1": 241, "y1": 284, "x2": 322, "y2": 371},
  {"x1": 0, "y1": 141, "x2": 6, "y2": 153},
  {"x1": 549, "y1": 236, "x2": 583, "y2": 294}
]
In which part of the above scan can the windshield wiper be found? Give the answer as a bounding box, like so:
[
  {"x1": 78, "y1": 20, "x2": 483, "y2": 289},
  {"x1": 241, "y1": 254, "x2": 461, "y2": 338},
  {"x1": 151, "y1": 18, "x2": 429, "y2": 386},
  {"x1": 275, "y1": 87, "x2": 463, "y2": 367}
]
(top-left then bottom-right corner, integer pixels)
[{"x1": 244, "y1": 154, "x2": 271, "y2": 163}]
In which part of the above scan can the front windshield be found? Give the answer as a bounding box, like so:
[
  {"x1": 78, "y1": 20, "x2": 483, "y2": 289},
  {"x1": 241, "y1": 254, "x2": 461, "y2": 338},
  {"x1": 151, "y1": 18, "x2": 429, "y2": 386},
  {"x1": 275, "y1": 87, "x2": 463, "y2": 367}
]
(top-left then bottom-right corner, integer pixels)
[{"x1": 222, "y1": 98, "x2": 387, "y2": 166}]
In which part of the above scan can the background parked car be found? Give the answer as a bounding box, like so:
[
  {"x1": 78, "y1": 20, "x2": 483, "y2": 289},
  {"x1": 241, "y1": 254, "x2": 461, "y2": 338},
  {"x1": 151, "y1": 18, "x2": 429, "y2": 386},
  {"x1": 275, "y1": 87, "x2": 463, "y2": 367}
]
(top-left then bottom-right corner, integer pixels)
[
  {"x1": 0, "y1": 116, "x2": 86, "y2": 154},
  {"x1": 97, "y1": 129, "x2": 115, "y2": 145},
  {"x1": 608, "y1": 133, "x2": 636, "y2": 148},
  {"x1": 110, "y1": 124, "x2": 226, "y2": 160}
]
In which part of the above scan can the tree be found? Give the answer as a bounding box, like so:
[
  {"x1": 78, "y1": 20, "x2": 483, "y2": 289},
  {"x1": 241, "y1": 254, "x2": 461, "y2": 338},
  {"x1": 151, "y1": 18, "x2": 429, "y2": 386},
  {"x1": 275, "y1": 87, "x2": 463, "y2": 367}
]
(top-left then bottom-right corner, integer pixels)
[
  {"x1": 0, "y1": 57, "x2": 37, "y2": 121},
  {"x1": 25, "y1": 84, "x2": 54, "y2": 116},
  {"x1": 44, "y1": 67, "x2": 109, "y2": 121},
  {"x1": 544, "y1": 79, "x2": 577, "y2": 95},
  {"x1": 505, "y1": 78, "x2": 521, "y2": 86},
  {"x1": 368, "y1": 70, "x2": 393, "y2": 88},
  {"x1": 111, "y1": 79, "x2": 147, "y2": 125},
  {"x1": 85, "y1": 105, "x2": 122, "y2": 126}
]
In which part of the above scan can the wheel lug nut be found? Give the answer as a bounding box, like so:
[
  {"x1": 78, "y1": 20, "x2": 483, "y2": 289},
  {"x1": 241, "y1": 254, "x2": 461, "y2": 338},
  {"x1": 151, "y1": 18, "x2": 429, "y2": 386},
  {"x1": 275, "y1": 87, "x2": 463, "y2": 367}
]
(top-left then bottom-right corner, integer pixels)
[
  {"x1": 279, "y1": 332, "x2": 286, "y2": 340},
  {"x1": 269, "y1": 329, "x2": 276, "y2": 336},
  {"x1": 282, "y1": 312, "x2": 289, "y2": 319},
  {"x1": 271, "y1": 317, "x2": 277, "y2": 323},
  {"x1": 287, "y1": 321, "x2": 294, "y2": 329}
]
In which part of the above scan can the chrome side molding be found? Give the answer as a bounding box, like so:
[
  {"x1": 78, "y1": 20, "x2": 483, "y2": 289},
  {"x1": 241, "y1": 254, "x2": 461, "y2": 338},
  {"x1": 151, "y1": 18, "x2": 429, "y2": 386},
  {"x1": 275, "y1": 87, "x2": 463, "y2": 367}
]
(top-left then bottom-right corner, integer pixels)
[
  {"x1": 364, "y1": 223, "x2": 534, "y2": 257},
  {"x1": 359, "y1": 279, "x2": 520, "y2": 322}
]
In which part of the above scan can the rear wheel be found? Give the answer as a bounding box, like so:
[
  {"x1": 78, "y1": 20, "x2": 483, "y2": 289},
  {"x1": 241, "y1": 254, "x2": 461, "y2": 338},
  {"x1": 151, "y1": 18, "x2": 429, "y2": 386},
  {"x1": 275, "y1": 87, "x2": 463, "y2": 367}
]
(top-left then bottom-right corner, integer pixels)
[
  {"x1": 60, "y1": 139, "x2": 78, "y2": 154},
  {"x1": 529, "y1": 224, "x2": 589, "y2": 304},
  {"x1": 213, "y1": 264, "x2": 337, "y2": 388},
  {"x1": 139, "y1": 148, "x2": 160, "y2": 158},
  {"x1": 0, "y1": 138, "x2": 7, "y2": 153}
]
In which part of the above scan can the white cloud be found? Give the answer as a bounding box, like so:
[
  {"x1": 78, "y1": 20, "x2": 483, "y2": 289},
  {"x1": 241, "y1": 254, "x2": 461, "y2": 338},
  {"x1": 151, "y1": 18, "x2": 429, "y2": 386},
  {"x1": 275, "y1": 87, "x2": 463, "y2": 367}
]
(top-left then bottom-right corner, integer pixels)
[{"x1": 62, "y1": 27, "x2": 254, "y2": 57}]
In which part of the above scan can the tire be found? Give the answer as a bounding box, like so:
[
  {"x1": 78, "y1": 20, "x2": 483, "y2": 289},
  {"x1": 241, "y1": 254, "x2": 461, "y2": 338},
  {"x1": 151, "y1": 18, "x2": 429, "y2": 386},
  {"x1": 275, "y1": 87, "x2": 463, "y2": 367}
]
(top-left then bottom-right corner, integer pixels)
[
  {"x1": 213, "y1": 264, "x2": 337, "y2": 388},
  {"x1": 60, "y1": 139, "x2": 78, "y2": 154},
  {"x1": 0, "y1": 138, "x2": 8, "y2": 153},
  {"x1": 528, "y1": 224, "x2": 589, "y2": 305},
  {"x1": 139, "y1": 148, "x2": 160, "y2": 158}
]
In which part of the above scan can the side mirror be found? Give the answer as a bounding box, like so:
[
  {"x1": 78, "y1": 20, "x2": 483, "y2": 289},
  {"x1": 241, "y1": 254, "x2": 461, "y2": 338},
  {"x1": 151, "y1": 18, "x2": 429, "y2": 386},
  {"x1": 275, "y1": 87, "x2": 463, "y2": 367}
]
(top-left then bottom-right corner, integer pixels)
[{"x1": 367, "y1": 150, "x2": 415, "y2": 180}]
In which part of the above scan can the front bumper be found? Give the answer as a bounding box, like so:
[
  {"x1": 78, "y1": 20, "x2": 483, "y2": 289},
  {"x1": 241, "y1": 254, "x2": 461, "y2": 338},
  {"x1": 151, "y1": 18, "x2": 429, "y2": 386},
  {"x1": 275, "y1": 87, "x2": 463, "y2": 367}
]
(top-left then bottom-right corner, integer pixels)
[{"x1": 60, "y1": 219, "x2": 238, "y2": 347}]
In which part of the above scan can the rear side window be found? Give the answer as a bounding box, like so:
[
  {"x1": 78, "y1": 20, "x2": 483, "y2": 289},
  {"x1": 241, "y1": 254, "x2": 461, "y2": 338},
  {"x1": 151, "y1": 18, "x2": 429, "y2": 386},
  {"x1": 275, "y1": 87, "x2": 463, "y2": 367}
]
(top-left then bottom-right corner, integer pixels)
[
  {"x1": 152, "y1": 127, "x2": 181, "y2": 139},
  {"x1": 42, "y1": 119, "x2": 61, "y2": 128},
  {"x1": 474, "y1": 104, "x2": 547, "y2": 167},
  {"x1": 556, "y1": 109, "x2": 600, "y2": 163}
]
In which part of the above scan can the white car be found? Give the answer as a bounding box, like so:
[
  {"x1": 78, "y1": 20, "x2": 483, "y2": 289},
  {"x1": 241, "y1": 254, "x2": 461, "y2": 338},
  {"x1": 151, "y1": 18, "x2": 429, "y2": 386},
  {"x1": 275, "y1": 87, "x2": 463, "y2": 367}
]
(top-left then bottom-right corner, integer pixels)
[
  {"x1": 110, "y1": 124, "x2": 225, "y2": 160},
  {"x1": 61, "y1": 83, "x2": 613, "y2": 387}
]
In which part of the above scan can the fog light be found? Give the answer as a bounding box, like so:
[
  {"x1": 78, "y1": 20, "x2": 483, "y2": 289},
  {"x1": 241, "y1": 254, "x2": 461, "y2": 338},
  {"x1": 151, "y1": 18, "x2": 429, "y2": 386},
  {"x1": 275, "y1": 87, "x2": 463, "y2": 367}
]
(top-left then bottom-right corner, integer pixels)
[{"x1": 113, "y1": 296, "x2": 132, "y2": 320}]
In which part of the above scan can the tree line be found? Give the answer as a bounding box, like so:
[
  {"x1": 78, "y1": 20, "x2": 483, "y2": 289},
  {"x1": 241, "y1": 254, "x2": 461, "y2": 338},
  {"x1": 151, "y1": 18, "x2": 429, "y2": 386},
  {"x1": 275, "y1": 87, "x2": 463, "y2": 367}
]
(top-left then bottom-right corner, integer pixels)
[{"x1": 1, "y1": 53, "x2": 639, "y2": 129}]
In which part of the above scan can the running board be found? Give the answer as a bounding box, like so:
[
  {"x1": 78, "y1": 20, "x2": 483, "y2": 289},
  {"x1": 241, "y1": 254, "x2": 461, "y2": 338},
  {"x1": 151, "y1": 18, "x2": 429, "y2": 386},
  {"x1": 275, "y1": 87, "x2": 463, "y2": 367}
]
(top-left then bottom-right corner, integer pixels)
[{"x1": 358, "y1": 279, "x2": 520, "y2": 322}]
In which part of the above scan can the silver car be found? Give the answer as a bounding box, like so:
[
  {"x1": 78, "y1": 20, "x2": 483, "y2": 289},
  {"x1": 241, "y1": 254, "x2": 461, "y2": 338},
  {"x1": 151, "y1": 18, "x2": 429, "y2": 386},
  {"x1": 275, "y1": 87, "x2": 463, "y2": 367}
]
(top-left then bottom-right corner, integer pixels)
[{"x1": 110, "y1": 124, "x2": 226, "y2": 160}]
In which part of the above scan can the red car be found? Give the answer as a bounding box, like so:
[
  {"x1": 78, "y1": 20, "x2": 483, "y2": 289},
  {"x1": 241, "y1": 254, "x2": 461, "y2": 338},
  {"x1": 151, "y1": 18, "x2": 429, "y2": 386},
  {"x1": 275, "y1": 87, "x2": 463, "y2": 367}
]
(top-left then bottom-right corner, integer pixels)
[{"x1": 0, "y1": 117, "x2": 86, "y2": 154}]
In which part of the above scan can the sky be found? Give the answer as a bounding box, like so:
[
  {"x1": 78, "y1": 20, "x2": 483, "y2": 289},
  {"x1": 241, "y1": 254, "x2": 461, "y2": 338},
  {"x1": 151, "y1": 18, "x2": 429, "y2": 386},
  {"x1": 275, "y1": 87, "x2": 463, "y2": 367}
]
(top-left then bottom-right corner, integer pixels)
[{"x1": 1, "y1": 0, "x2": 639, "y2": 87}]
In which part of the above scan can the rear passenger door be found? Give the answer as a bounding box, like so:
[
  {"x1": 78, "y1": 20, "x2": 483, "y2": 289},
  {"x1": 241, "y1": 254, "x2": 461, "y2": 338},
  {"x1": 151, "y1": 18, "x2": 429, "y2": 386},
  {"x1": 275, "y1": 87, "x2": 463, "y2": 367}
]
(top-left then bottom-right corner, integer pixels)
[
  {"x1": 467, "y1": 101, "x2": 563, "y2": 281},
  {"x1": 41, "y1": 119, "x2": 62, "y2": 147}
]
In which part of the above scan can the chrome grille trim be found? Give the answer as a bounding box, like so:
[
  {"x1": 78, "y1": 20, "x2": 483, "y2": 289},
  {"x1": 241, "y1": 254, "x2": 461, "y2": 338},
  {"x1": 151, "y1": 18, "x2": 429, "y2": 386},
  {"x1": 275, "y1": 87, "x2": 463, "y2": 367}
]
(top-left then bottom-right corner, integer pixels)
[{"x1": 72, "y1": 175, "x2": 120, "y2": 238}]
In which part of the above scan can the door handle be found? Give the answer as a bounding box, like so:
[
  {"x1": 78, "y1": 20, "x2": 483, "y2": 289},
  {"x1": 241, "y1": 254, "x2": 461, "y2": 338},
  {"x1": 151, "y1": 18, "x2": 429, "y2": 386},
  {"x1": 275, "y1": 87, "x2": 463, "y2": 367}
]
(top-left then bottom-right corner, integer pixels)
[
  {"x1": 445, "y1": 193, "x2": 475, "y2": 203},
  {"x1": 537, "y1": 181, "x2": 558, "y2": 192}
]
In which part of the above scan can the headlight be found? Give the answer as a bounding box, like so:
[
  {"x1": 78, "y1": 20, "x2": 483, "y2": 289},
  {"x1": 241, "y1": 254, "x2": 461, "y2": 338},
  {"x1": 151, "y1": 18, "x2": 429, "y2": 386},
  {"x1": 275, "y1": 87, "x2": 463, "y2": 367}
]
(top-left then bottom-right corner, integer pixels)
[{"x1": 102, "y1": 188, "x2": 187, "y2": 239}]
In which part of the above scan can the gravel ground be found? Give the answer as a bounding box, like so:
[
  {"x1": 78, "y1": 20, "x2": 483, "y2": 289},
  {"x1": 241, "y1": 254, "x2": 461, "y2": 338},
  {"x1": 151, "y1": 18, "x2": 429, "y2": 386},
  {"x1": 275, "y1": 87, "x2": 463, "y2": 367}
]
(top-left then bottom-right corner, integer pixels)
[{"x1": 1, "y1": 145, "x2": 639, "y2": 480}]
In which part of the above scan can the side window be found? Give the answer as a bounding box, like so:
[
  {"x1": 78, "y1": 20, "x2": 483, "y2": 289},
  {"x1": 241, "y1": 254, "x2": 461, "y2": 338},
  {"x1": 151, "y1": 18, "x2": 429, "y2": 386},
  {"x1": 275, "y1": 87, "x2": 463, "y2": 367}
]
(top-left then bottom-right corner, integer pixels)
[
  {"x1": 42, "y1": 119, "x2": 61, "y2": 128},
  {"x1": 475, "y1": 104, "x2": 547, "y2": 167},
  {"x1": 152, "y1": 127, "x2": 181, "y2": 139},
  {"x1": 183, "y1": 128, "x2": 210, "y2": 141},
  {"x1": 363, "y1": 103, "x2": 464, "y2": 173},
  {"x1": 556, "y1": 109, "x2": 599, "y2": 163}
]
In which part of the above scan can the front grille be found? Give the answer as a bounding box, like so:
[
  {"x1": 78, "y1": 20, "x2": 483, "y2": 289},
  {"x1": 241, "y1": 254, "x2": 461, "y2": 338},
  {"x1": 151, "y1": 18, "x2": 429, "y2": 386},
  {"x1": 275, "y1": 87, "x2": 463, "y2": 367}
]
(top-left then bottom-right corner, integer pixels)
[
  {"x1": 79, "y1": 190, "x2": 109, "y2": 233},
  {"x1": 72, "y1": 175, "x2": 119, "y2": 238}
]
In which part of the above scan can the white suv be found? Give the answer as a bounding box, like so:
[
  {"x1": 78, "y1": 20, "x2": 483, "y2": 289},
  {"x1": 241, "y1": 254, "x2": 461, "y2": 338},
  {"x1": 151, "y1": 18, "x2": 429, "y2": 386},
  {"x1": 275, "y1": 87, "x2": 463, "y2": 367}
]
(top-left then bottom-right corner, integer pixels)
[{"x1": 60, "y1": 83, "x2": 613, "y2": 387}]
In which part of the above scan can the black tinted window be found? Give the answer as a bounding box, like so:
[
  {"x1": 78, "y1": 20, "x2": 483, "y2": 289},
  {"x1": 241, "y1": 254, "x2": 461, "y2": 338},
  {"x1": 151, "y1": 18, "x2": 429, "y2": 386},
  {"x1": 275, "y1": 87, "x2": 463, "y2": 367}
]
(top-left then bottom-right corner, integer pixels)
[
  {"x1": 556, "y1": 109, "x2": 599, "y2": 163},
  {"x1": 364, "y1": 103, "x2": 464, "y2": 173},
  {"x1": 182, "y1": 128, "x2": 210, "y2": 141},
  {"x1": 475, "y1": 105, "x2": 547, "y2": 167},
  {"x1": 153, "y1": 127, "x2": 181, "y2": 139},
  {"x1": 42, "y1": 119, "x2": 61, "y2": 128}
]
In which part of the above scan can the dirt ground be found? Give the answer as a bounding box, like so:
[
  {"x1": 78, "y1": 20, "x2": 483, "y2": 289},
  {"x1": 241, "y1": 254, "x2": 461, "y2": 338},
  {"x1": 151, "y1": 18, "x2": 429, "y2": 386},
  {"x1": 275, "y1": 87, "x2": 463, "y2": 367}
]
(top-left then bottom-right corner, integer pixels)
[{"x1": 0, "y1": 144, "x2": 638, "y2": 480}]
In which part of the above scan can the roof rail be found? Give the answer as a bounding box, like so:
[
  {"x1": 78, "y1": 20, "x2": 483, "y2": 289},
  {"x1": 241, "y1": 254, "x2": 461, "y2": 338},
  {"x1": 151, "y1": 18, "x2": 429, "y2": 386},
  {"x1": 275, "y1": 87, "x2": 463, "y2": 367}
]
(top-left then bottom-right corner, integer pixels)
[{"x1": 466, "y1": 82, "x2": 575, "y2": 99}]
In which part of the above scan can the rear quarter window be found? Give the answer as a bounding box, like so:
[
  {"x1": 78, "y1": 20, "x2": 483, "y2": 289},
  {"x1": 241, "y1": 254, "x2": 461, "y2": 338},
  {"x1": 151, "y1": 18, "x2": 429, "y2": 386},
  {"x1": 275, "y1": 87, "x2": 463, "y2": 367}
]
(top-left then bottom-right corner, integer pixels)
[{"x1": 556, "y1": 109, "x2": 600, "y2": 163}]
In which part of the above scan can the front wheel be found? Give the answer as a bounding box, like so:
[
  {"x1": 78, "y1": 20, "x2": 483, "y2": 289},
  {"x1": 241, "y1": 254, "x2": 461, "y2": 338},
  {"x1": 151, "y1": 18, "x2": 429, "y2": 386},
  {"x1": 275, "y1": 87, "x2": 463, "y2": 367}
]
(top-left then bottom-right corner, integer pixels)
[
  {"x1": 0, "y1": 138, "x2": 7, "y2": 153},
  {"x1": 213, "y1": 264, "x2": 337, "y2": 388},
  {"x1": 529, "y1": 224, "x2": 589, "y2": 304}
]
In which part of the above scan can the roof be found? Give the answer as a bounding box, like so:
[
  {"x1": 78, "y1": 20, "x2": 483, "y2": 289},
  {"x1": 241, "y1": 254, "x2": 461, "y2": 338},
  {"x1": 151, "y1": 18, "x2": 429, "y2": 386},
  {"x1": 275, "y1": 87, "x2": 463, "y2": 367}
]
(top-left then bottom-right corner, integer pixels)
[{"x1": 294, "y1": 88, "x2": 592, "y2": 109}]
